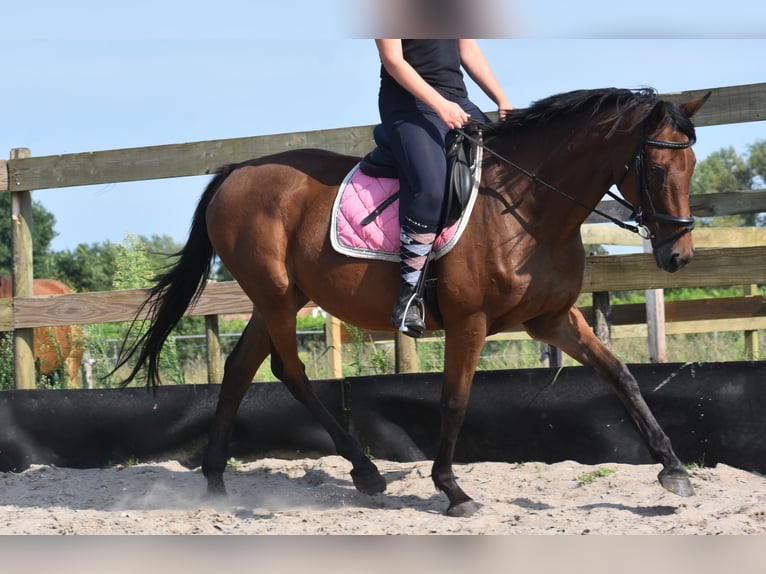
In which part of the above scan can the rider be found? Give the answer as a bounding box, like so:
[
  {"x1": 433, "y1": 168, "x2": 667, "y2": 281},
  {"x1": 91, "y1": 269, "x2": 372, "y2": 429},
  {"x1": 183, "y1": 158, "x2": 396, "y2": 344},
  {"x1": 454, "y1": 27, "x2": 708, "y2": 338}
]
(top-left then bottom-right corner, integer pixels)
[{"x1": 375, "y1": 39, "x2": 512, "y2": 337}]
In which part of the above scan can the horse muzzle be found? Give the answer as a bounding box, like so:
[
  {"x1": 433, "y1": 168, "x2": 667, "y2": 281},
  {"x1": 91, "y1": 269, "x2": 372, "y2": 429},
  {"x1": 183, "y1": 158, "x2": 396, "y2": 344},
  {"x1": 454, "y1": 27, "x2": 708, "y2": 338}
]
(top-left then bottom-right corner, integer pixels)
[{"x1": 652, "y1": 227, "x2": 694, "y2": 272}]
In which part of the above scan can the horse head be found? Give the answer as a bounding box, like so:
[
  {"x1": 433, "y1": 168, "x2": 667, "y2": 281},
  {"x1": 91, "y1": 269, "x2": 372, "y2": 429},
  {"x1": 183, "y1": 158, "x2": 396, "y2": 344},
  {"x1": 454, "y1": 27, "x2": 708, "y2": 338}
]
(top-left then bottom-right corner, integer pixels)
[{"x1": 617, "y1": 92, "x2": 710, "y2": 272}]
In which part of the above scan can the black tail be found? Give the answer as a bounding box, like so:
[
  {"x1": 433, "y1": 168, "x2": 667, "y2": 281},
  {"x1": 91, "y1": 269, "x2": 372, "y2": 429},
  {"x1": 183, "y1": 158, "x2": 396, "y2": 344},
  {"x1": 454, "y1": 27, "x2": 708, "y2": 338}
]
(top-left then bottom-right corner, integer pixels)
[{"x1": 114, "y1": 164, "x2": 238, "y2": 389}]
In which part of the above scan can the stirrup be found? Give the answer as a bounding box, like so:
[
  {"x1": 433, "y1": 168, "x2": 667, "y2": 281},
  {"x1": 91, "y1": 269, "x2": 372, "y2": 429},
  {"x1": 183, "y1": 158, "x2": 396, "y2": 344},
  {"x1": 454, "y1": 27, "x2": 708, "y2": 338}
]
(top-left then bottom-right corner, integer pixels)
[{"x1": 393, "y1": 290, "x2": 425, "y2": 339}]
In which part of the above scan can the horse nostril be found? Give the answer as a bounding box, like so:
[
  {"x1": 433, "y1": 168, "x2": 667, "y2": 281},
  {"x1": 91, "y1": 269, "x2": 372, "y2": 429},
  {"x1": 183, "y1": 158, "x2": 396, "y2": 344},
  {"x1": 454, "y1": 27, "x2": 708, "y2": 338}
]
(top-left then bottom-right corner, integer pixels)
[{"x1": 668, "y1": 252, "x2": 690, "y2": 272}]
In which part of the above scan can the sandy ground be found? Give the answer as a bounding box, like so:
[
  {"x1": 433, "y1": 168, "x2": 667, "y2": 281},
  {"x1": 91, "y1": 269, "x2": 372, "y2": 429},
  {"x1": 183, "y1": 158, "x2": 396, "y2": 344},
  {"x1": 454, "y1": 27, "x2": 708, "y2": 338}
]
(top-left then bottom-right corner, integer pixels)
[{"x1": 1, "y1": 456, "x2": 765, "y2": 534}]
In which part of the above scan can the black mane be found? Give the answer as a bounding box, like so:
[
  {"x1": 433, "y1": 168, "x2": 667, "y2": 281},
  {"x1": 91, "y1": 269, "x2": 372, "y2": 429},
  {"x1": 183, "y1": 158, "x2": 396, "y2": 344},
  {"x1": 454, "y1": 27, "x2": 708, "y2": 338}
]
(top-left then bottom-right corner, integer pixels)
[{"x1": 488, "y1": 87, "x2": 696, "y2": 142}]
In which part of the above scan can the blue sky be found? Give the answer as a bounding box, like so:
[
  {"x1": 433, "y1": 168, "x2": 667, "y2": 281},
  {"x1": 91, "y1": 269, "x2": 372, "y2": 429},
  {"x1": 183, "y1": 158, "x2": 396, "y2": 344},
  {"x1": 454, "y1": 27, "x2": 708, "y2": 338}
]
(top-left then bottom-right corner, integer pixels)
[{"x1": 2, "y1": 1, "x2": 765, "y2": 252}]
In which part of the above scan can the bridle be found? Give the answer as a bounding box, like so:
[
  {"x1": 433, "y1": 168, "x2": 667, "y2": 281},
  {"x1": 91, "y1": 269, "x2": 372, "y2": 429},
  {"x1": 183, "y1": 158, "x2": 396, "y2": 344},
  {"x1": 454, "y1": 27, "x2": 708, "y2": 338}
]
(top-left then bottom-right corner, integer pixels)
[
  {"x1": 611, "y1": 116, "x2": 695, "y2": 247},
  {"x1": 457, "y1": 110, "x2": 695, "y2": 246}
]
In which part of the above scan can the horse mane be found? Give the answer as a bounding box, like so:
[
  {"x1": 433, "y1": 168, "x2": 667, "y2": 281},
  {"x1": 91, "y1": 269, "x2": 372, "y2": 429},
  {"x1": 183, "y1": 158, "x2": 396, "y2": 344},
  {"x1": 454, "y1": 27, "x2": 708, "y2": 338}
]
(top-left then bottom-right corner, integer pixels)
[{"x1": 488, "y1": 87, "x2": 697, "y2": 142}]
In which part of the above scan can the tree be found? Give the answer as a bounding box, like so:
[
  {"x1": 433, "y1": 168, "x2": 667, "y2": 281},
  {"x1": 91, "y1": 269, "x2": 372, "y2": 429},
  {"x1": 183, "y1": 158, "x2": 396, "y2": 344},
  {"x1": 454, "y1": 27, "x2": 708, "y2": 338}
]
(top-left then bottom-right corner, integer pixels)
[
  {"x1": 747, "y1": 140, "x2": 766, "y2": 189},
  {"x1": 690, "y1": 140, "x2": 765, "y2": 227},
  {"x1": 93, "y1": 234, "x2": 185, "y2": 386},
  {"x1": 53, "y1": 241, "x2": 119, "y2": 292},
  {"x1": 0, "y1": 192, "x2": 57, "y2": 278},
  {"x1": 52, "y1": 234, "x2": 185, "y2": 293}
]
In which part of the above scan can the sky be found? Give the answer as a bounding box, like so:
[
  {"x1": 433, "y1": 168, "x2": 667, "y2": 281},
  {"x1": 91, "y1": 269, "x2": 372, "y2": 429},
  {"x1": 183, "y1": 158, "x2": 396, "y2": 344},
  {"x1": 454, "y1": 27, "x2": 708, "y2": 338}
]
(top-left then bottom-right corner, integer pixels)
[{"x1": 2, "y1": 1, "x2": 765, "y2": 253}]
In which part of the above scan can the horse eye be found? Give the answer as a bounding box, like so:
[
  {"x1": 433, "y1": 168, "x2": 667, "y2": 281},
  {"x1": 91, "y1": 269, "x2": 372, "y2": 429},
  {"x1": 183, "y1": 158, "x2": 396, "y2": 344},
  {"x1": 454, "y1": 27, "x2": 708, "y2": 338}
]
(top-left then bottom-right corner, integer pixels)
[{"x1": 649, "y1": 164, "x2": 666, "y2": 183}]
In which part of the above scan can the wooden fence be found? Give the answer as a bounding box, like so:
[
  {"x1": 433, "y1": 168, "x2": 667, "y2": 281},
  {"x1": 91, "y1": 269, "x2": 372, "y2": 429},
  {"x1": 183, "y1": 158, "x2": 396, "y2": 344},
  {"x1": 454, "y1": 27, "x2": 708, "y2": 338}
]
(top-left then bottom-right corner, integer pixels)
[{"x1": 2, "y1": 82, "x2": 765, "y2": 389}]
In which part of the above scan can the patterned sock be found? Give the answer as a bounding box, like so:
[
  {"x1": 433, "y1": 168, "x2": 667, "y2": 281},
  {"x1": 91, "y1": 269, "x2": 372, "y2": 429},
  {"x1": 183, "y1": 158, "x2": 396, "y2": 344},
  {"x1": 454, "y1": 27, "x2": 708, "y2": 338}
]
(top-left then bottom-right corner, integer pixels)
[{"x1": 400, "y1": 228, "x2": 436, "y2": 287}]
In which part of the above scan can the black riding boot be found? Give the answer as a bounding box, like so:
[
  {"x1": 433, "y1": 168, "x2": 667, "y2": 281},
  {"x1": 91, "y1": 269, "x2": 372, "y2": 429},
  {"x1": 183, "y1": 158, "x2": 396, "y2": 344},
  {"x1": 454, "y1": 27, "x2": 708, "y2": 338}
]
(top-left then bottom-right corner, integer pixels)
[
  {"x1": 391, "y1": 282, "x2": 425, "y2": 338},
  {"x1": 393, "y1": 222, "x2": 435, "y2": 338}
]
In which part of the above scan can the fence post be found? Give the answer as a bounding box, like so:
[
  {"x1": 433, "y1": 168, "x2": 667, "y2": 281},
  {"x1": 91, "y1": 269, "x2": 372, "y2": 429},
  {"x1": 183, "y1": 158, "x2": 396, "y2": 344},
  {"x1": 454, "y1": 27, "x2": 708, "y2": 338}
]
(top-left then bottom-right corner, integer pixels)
[
  {"x1": 325, "y1": 315, "x2": 343, "y2": 379},
  {"x1": 644, "y1": 238, "x2": 666, "y2": 363},
  {"x1": 10, "y1": 148, "x2": 36, "y2": 390},
  {"x1": 205, "y1": 314, "x2": 222, "y2": 384},
  {"x1": 540, "y1": 344, "x2": 562, "y2": 368},
  {"x1": 744, "y1": 284, "x2": 760, "y2": 360},
  {"x1": 592, "y1": 291, "x2": 612, "y2": 346},
  {"x1": 395, "y1": 332, "x2": 420, "y2": 373}
]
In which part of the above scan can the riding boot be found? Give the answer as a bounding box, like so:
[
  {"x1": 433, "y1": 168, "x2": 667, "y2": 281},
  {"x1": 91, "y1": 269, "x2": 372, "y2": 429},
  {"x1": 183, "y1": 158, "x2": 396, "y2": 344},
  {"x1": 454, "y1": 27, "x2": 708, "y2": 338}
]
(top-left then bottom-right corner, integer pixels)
[
  {"x1": 392, "y1": 282, "x2": 426, "y2": 338},
  {"x1": 391, "y1": 225, "x2": 435, "y2": 339}
]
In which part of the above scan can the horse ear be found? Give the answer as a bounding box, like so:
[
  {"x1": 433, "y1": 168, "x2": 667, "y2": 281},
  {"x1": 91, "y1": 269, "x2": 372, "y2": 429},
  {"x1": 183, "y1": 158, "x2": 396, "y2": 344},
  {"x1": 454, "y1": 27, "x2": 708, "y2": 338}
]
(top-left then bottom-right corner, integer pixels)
[{"x1": 680, "y1": 91, "x2": 711, "y2": 118}]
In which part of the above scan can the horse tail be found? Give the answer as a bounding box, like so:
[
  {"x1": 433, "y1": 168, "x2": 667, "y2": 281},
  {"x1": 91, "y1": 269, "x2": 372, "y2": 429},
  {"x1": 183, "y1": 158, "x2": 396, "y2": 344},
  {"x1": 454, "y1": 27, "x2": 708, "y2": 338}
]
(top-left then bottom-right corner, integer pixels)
[{"x1": 114, "y1": 164, "x2": 237, "y2": 389}]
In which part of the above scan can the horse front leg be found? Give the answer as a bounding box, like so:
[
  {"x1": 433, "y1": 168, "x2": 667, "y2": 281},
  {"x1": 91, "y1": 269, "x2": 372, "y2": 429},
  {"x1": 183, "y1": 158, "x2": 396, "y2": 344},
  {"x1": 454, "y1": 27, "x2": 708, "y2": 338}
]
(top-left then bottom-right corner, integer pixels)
[
  {"x1": 525, "y1": 308, "x2": 694, "y2": 497},
  {"x1": 432, "y1": 318, "x2": 487, "y2": 517}
]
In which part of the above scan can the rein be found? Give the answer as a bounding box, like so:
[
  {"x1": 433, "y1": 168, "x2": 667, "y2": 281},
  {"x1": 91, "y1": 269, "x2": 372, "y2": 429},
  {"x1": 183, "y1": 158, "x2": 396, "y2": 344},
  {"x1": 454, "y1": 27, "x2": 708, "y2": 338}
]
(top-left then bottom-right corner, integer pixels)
[{"x1": 457, "y1": 114, "x2": 695, "y2": 242}]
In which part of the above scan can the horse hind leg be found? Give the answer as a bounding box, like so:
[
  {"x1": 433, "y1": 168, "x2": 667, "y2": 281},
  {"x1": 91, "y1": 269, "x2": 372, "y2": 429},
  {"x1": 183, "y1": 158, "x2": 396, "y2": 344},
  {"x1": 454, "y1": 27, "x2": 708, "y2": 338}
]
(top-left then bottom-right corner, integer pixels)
[
  {"x1": 266, "y1": 309, "x2": 386, "y2": 496},
  {"x1": 202, "y1": 312, "x2": 272, "y2": 497},
  {"x1": 525, "y1": 309, "x2": 694, "y2": 497},
  {"x1": 64, "y1": 326, "x2": 84, "y2": 389}
]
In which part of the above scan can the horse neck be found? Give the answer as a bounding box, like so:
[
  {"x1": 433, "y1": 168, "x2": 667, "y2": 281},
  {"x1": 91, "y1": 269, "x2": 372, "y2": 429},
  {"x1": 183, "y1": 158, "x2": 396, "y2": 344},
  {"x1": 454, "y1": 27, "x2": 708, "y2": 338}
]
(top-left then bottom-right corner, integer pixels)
[{"x1": 484, "y1": 121, "x2": 637, "y2": 237}]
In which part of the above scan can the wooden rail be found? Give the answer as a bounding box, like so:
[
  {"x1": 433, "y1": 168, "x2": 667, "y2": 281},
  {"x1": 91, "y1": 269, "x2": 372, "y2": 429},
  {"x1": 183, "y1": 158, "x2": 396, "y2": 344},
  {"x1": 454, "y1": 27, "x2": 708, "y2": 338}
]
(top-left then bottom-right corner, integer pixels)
[
  {"x1": 3, "y1": 83, "x2": 765, "y2": 194},
  {"x1": 2, "y1": 82, "x2": 765, "y2": 388},
  {"x1": 0, "y1": 247, "x2": 764, "y2": 332}
]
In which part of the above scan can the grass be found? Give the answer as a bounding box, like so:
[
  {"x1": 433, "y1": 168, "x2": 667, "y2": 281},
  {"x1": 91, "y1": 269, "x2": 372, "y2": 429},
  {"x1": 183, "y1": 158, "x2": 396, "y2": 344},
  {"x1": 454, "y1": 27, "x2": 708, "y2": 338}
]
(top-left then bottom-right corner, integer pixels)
[
  {"x1": 137, "y1": 326, "x2": 766, "y2": 385},
  {"x1": 576, "y1": 467, "x2": 617, "y2": 486},
  {"x1": 7, "y1": 317, "x2": 756, "y2": 389},
  {"x1": 684, "y1": 454, "x2": 706, "y2": 471}
]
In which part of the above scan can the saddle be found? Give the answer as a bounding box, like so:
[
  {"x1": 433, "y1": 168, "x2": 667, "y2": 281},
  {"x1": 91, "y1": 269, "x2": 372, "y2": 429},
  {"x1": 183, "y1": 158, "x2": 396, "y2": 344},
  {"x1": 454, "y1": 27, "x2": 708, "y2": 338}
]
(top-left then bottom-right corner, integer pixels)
[{"x1": 357, "y1": 124, "x2": 482, "y2": 328}]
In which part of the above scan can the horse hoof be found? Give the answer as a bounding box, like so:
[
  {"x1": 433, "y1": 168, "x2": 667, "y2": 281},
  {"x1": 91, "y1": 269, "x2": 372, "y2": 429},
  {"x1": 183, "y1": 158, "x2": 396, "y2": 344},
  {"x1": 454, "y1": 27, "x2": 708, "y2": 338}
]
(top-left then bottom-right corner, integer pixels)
[
  {"x1": 203, "y1": 477, "x2": 228, "y2": 500},
  {"x1": 352, "y1": 470, "x2": 387, "y2": 495},
  {"x1": 446, "y1": 499, "x2": 481, "y2": 518},
  {"x1": 658, "y1": 469, "x2": 695, "y2": 497}
]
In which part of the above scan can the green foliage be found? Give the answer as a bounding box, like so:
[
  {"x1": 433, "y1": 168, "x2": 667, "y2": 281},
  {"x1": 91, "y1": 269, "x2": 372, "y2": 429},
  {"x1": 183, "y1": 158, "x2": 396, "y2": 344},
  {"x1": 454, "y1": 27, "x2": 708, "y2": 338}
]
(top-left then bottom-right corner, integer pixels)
[
  {"x1": 691, "y1": 146, "x2": 752, "y2": 195},
  {"x1": 419, "y1": 333, "x2": 445, "y2": 372},
  {"x1": 0, "y1": 192, "x2": 57, "y2": 278},
  {"x1": 92, "y1": 234, "x2": 184, "y2": 388},
  {"x1": 478, "y1": 339, "x2": 545, "y2": 370},
  {"x1": 51, "y1": 234, "x2": 184, "y2": 293},
  {"x1": 690, "y1": 141, "x2": 765, "y2": 227},
  {"x1": 53, "y1": 241, "x2": 118, "y2": 292},
  {"x1": 112, "y1": 235, "x2": 153, "y2": 290},
  {"x1": 227, "y1": 457, "x2": 244, "y2": 469},
  {"x1": 0, "y1": 333, "x2": 14, "y2": 390},
  {"x1": 748, "y1": 140, "x2": 766, "y2": 187},
  {"x1": 84, "y1": 323, "x2": 122, "y2": 386},
  {"x1": 576, "y1": 467, "x2": 617, "y2": 486},
  {"x1": 343, "y1": 324, "x2": 393, "y2": 377},
  {"x1": 222, "y1": 316, "x2": 249, "y2": 334},
  {"x1": 296, "y1": 313, "x2": 327, "y2": 332}
]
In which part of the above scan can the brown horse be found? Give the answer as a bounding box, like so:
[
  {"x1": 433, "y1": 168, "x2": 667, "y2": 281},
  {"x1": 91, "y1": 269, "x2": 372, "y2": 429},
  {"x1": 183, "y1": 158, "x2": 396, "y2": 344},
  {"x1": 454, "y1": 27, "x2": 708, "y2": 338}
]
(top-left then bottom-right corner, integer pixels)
[
  {"x1": 0, "y1": 277, "x2": 84, "y2": 387},
  {"x1": 117, "y1": 87, "x2": 709, "y2": 516}
]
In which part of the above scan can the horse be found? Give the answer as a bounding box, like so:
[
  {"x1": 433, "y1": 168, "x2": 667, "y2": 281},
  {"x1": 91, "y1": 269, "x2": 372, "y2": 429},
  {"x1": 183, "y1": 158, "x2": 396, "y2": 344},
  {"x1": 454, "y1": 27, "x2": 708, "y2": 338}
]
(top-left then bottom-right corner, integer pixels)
[
  {"x1": 0, "y1": 277, "x2": 84, "y2": 388},
  {"x1": 116, "y1": 87, "x2": 709, "y2": 517}
]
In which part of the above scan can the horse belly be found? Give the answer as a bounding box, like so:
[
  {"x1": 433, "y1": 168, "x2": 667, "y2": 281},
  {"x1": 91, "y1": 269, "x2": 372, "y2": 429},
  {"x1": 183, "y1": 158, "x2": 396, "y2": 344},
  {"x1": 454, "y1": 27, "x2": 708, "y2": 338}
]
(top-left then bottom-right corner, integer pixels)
[{"x1": 295, "y1": 250, "x2": 399, "y2": 333}]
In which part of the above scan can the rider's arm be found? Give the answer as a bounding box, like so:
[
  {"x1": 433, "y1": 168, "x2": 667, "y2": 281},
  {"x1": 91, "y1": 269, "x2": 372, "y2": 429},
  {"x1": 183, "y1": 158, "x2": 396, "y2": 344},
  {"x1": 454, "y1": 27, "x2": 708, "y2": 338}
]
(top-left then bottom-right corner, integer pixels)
[{"x1": 458, "y1": 39, "x2": 513, "y2": 117}]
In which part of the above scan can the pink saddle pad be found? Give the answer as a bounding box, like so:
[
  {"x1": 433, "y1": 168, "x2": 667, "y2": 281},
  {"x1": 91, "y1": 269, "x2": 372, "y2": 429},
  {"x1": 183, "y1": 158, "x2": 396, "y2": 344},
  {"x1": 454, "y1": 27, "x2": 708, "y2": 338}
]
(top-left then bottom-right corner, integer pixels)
[{"x1": 330, "y1": 163, "x2": 479, "y2": 262}]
